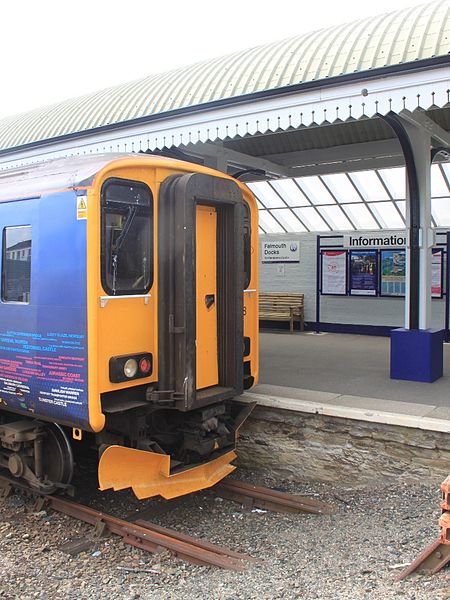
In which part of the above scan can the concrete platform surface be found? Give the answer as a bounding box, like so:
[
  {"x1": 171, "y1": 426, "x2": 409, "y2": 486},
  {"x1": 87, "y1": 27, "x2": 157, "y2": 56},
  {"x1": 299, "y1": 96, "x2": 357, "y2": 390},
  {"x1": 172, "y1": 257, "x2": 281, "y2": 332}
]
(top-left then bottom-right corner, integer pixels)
[
  {"x1": 252, "y1": 331, "x2": 450, "y2": 432},
  {"x1": 243, "y1": 383, "x2": 450, "y2": 433},
  {"x1": 259, "y1": 331, "x2": 450, "y2": 407}
]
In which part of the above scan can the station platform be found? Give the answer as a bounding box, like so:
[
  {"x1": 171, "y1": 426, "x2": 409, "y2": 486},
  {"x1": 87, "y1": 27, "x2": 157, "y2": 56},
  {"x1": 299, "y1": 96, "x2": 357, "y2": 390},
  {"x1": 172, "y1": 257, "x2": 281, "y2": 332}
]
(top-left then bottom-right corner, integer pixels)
[{"x1": 249, "y1": 331, "x2": 450, "y2": 433}]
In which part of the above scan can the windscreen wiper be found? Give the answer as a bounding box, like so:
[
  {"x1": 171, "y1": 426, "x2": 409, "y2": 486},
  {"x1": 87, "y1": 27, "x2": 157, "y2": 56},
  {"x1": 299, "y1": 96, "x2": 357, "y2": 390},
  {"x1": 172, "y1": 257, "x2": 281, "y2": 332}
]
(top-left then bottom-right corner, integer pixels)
[{"x1": 113, "y1": 206, "x2": 137, "y2": 253}]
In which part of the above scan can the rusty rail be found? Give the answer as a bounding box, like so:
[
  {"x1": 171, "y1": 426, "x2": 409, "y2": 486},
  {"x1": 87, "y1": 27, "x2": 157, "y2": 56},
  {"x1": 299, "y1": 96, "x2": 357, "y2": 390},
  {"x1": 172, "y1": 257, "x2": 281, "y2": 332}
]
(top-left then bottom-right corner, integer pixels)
[
  {"x1": 0, "y1": 473, "x2": 334, "y2": 569},
  {"x1": 0, "y1": 474, "x2": 251, "y2": 570},
  {"x1": 214, "y1": 478, "x2": 336, "y2": 515},
  {"x1": 398, "y1": 539, "x2": 450, "y2": 579}
]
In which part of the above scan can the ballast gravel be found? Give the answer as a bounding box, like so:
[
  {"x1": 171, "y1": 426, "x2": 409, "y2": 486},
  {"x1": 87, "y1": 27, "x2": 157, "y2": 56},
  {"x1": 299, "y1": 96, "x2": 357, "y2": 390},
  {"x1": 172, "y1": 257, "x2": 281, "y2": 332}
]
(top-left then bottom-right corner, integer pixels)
[{"x1": 0, "y1": 470, "x2": 449, "y2": 600}]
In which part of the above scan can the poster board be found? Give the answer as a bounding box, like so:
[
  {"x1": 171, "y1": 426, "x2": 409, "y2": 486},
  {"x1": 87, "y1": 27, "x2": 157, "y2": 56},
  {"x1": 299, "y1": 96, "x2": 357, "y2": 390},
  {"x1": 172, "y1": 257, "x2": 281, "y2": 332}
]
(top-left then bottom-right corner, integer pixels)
[
  {"x1": 349, "y1": 250, "x2": 378, "y2": 296},
  {"x1": 431, "y1": 248, "x2": 443, "y2": 299},
  {"x1": 321, "y1": 250, "x2": 347, "y2": 295},
  {"x1": 380, "y1": 249, "x2": 406, "y2": 297}
]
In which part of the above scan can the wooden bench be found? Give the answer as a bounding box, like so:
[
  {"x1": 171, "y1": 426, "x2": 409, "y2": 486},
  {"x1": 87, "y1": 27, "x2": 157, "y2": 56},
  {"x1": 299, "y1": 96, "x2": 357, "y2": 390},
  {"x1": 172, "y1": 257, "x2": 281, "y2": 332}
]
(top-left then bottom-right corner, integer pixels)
[{"x1": 259, "y1": 293, "x2": 305, "y2": 333}]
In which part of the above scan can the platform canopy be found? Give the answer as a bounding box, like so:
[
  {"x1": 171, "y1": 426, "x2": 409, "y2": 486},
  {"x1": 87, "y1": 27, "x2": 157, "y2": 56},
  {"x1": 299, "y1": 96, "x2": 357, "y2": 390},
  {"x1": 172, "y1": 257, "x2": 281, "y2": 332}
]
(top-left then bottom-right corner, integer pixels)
[{"x1": 0, "y1": 0, "x2": 448, "y2": 177}]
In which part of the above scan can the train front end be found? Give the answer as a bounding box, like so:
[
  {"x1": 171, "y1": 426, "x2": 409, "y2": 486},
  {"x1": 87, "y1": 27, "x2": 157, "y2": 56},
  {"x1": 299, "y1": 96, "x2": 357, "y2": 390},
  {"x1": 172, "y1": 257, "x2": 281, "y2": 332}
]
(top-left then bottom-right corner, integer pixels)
[{"x1": 86, "y1": 156, "x2": 258, "y2": 499}]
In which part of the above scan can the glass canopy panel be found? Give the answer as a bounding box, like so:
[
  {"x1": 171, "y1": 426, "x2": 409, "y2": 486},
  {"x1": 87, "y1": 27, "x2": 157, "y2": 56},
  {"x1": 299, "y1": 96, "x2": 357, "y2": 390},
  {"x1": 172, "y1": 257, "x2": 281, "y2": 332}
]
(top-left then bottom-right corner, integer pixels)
[
  {"x1": 318, "y1": 205, "x2": 354, "y2": 230},
  {"x1": 270, "y1": 179, "x2": 310, "y2": 206},
  {"x1": 253, "y1": 164, "x2": 450, "y2": 235},
  {"x1": 442, "y1": 163, "x2": 450, "y2": 184},
  {"x1": 368, "y1": 202, "x2": 404, "y2": 228},
  {"x1": 396, "y1": 201, "x2": 406, "y2": 218},
  {"x1": 258, "y1": 210, "x2": 285, "y2": 233},
  {"x1": 321, "y1": 173, "x2": 361, "y2": 203},
  {"x1": 293, "y1": 207, "x2": 330, "y2": 231},
  {"x1": 432, "y1": 197, "x2": 450, "y2": 226},
  {"x1": 295, "y1": 176, "x2": 336, "y2": 205},
  {"x1": 431, "y1": 164, "x2": 449, "y2": 197},
  {"x1": 342, "y1": 204, "x2": 379, "y2": 229},
  {"x1": 270, "y1": 209, "x2": 307, "y2": 232},
  {"x1": 349, "y1": 171, "x2": 390, "y2": 201},
  {"x1": 247, "y1": 182, "x2": 285, "y2": 208},
  {"x1": 378, "y1": 167, "x2": 406, "y2": 199}
]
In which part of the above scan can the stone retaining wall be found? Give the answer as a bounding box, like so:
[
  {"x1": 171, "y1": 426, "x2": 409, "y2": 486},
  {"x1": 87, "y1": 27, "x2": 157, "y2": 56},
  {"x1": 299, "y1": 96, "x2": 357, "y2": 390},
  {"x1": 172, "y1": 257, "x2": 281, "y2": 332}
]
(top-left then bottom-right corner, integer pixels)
[{"x1": 237, "y1": 406, "x2": 450, "y2": 486}]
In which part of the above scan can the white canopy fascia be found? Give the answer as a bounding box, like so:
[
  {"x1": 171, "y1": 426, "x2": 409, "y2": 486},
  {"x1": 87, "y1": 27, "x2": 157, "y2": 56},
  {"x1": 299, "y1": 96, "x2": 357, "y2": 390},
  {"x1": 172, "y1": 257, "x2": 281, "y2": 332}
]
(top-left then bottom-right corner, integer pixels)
[{"x1": 0, "y1": 65, "x2": 448, "y2": 172}]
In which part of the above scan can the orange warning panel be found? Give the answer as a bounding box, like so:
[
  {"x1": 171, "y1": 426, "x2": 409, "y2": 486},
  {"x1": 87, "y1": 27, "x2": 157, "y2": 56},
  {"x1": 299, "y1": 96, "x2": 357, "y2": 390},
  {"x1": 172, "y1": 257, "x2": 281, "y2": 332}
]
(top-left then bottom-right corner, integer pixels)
[{"x1": 98, "y1": 446, "x2": 236, "y2": 500}]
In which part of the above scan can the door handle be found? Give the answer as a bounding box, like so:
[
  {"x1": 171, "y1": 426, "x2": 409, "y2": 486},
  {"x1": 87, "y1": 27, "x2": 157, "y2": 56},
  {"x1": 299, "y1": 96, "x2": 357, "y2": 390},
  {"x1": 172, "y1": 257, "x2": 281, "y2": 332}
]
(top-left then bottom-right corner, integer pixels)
[{"x1": 205, "y1": 294, "x2": 215, "y2": 309}]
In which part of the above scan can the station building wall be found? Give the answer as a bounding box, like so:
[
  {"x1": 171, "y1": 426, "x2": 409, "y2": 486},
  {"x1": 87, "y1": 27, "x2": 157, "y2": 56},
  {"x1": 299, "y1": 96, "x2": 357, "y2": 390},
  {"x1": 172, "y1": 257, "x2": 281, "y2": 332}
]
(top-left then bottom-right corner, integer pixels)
[{"x1": 259, "y1": 230, "x2": 447, "y2": 331}]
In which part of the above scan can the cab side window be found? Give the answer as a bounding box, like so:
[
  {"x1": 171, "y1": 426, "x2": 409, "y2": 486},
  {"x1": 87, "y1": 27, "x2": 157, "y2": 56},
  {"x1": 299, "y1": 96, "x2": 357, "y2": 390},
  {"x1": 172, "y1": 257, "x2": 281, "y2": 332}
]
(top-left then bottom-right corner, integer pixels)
[
  {"x1": 2, "y1": 226, "x2": 32, "y2": 303},
  {"x1": 101, "y1": 179, "x2": 153, "y2": 296}
]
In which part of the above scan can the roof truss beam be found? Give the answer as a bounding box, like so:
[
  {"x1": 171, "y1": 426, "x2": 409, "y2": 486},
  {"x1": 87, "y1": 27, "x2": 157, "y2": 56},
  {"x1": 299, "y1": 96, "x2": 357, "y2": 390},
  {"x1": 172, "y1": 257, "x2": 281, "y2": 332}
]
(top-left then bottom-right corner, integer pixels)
[
  {"x1": 263, "y1": 139, "x2": 404, "y2": 174},
  {"x1": 185, "y1": 142, "x2": 294, "y2": 178}
]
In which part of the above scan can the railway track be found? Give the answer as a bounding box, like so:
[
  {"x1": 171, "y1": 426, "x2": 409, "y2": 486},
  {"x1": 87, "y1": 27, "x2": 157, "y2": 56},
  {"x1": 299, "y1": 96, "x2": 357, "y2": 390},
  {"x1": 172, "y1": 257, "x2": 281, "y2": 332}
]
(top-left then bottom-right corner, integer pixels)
[
  {"x1": 214, "y1": 478, "x2": 336, "y2": 515},
  {"x1": 0, "y1": 473, "x2": 334, "y2": 570}
]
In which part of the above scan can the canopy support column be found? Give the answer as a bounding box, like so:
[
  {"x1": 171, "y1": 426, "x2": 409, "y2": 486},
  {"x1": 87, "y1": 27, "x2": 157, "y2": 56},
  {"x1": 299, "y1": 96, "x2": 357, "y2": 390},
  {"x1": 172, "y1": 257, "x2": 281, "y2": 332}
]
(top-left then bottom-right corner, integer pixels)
[
  {"x1": 382, "y1": 112, "x2": 444, "y2": 382},
  {"x1": 403, "y1": 119, "x2": 433, "y2": 330}
]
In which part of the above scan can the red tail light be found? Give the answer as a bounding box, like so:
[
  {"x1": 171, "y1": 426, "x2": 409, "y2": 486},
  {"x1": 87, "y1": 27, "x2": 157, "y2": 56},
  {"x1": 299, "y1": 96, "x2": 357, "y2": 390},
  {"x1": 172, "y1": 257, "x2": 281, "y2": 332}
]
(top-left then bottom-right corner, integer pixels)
[{"x1": 139, "y1": 357, "x2": 151, "y2": 375}]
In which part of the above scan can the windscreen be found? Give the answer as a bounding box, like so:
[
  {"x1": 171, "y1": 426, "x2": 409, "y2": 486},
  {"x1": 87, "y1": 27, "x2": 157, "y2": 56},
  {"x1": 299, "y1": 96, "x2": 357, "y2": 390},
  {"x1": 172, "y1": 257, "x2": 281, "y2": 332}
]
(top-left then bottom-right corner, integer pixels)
[{"x1": 101, "y1": 179, "x2": 153, "y2": 295}]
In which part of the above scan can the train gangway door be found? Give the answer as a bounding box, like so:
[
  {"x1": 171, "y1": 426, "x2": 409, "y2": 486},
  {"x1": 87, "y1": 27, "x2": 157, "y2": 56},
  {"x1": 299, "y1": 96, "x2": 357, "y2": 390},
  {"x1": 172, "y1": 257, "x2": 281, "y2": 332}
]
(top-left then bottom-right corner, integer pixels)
[
  {"x1": 196, "y1": 205, "x2": 219, "y2": 389},
  {"x1": 158, "y1": 172, "x2": 244, "y2": 412}
]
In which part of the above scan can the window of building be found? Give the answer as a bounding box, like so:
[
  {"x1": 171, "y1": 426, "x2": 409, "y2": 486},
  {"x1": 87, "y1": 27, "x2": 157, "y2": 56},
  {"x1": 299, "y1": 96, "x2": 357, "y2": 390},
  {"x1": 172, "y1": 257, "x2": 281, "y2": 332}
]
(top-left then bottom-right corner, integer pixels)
[
  {"x1": 2, "y1": 226, "x2": 32, "y2": 303},
  {"x1": 101, "y1": 179, "x2": 153, "y2": 295}
]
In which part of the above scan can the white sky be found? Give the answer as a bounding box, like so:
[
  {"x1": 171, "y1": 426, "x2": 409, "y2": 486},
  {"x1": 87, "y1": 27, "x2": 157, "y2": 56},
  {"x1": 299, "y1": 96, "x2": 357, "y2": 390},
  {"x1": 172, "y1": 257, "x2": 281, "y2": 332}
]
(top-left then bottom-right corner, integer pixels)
[{"x1": 1, "y1": 0, "x2": 431, "y2": 119}]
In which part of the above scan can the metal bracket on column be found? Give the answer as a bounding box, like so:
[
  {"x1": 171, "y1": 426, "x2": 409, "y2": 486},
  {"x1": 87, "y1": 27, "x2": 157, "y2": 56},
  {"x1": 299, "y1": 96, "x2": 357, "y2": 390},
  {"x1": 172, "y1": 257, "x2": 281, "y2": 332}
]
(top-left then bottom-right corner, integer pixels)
[
  {"x1": 380, "y1": 112, "x2": 421, "y2": 330},
  {"x1": 431, "y1": 147, "x2": 450, "y2": 163},
  {"x1": 399, "y1": 109, "x2": 450, "y2": 149}
]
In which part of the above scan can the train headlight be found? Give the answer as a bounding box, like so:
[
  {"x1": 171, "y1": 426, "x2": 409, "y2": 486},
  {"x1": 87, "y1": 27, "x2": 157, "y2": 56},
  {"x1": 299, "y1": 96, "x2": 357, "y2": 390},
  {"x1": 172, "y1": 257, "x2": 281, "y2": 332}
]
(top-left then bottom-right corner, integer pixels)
[
  {"x1": 123, "y1": 358, "x2": 138, "y2": 378},
  {"x1": 109, "y1": 353, "x2": 152, "y2": 383}
]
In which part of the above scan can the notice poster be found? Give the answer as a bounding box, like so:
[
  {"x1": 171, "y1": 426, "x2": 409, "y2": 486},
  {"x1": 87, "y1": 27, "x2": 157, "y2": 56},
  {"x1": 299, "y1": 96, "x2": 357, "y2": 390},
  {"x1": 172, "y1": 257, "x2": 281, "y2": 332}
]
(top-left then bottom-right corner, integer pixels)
[
  {"x1": 431, "y1": 249, "x2": 443, "y2": 298},
  {"x1": 380, "y1": 250, "x2": 406, "y2": 297},
  {"x1": 349, "y1": 250, "x2": 378, "y2": 296},
  {"x1": 321, "y1": 250, "x2": 347, "y2": 295}
]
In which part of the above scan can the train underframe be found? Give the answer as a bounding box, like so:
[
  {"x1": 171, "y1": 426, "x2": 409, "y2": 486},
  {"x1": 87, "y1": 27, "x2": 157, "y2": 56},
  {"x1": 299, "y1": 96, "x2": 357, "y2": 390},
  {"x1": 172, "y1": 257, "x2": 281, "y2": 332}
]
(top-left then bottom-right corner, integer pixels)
[{"x1": 0, "y1": 396, "x2": 254, "y2": 498}]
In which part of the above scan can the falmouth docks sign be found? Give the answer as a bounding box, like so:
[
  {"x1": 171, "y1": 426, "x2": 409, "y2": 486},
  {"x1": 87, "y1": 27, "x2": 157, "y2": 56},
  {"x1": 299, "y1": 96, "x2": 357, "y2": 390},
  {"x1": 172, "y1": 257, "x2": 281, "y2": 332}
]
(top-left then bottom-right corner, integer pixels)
[{"x1": 261, "y1": 241, "x2": 300, "y2": 263}]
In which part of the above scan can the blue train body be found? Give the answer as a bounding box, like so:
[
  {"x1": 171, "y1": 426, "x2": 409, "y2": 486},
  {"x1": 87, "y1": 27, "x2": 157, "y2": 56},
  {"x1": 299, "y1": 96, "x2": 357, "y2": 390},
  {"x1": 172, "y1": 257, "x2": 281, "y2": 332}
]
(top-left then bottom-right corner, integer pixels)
[{"x1": 0, "y1": 190, "x2": 89, "y2": 429}]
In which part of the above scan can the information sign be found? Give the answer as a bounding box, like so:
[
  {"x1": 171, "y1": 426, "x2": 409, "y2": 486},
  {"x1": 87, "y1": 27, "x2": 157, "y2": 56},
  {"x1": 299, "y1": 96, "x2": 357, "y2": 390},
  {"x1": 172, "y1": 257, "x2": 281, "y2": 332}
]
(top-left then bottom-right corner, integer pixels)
[{"x1": 261, "y1": 240, "x2": 300, "y2": 263}]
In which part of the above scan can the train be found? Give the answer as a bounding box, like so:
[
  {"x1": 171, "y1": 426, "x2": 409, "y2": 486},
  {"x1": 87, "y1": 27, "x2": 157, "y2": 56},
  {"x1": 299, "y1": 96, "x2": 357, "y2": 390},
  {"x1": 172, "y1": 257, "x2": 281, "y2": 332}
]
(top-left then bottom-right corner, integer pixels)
[{"x1": 0, "y1": 154, "x2": 258, "y2": 499}]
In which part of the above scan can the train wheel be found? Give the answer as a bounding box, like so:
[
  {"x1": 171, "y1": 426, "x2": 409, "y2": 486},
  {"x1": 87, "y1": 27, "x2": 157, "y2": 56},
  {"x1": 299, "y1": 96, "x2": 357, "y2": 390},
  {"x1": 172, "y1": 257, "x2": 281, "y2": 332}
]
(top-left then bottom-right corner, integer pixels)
[{"x1": 35, "y1": 423, "x2": 74, "y2": 493}]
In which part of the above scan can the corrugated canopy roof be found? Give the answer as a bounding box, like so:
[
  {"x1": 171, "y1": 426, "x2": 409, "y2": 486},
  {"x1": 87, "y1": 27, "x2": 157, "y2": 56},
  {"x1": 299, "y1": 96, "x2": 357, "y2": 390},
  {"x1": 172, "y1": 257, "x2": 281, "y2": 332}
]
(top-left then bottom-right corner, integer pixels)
[{"x1": 0, "y1": 0, "x2": 448, "y2": 153}]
